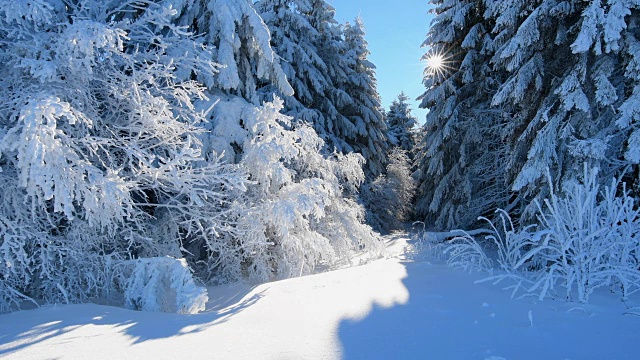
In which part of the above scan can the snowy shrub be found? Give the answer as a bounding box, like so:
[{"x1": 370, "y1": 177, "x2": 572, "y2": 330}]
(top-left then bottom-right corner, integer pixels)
[
  {"x1": 518, "y1": 167, "x2": 640, "y2": 302},
  {"x1": 121, "y1": 257, "x2": 208, "y2": 314},
  {"x1": 199, "y1": 96, "x2": 383, "y2": 282},
  {"x1": 361, "y1": 149, "x2": 416, "y2": 232},
  {"x1": 479, "y1": 210, "x2": 544, "y2": 274},
  {"x1": 444, "y1": 231, "x2": 493, "y2": 273},
  {"x1": 0, "y1": 0, "x2": 246, "y2": 312},
  {"x1": 441, "y1": 166, "x2": 640, "y2": 303}
]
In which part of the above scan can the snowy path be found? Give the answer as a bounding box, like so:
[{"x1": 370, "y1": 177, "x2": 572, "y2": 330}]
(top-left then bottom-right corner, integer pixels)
[{"x1": 1, "y1": 236, "x2": 639, "y2": 359}]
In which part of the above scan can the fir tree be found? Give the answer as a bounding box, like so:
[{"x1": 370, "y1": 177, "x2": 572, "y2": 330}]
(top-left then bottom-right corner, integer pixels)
[
  {"x1": 486, "y1": 0, "x2": 640, "y2": 218},
  {"x1": 415, "y1": 0, "x2": 509, "y2": 230},
  {"x1": 253, "y1": 0, "x2": 329, "y2": 123},
  {"x1": 166, "y1": 0, "x2": 294, "y2": 103},
  {"x1": 255, "y1": 2, "x2": 388, "y2": 177},
  {"x1": 386, "y1": 92, "x2": 418, "y2": 155},
  {"x1": 416, "y1": 0, "x2": 640, "y2": 229},
  {"x1": 168, "y1": 0, "x2": 384, "y2": 282},
  {"x1": 340, "y1": 18, "x2": 388, "y2": 177}
]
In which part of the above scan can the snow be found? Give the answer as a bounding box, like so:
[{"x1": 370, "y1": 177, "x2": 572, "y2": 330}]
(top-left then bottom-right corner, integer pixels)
[{"x1": 1, "y1": 236, "x2": 639, "y2": 359}]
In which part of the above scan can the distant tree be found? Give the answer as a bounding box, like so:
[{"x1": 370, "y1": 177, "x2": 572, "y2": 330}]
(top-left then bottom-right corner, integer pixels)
[
  {"x1": 361, "y1": 149, "x2": 416, "y2": 232},
  {"x1": 386, "y1": 92, "x2": 418, "y2": 155}
]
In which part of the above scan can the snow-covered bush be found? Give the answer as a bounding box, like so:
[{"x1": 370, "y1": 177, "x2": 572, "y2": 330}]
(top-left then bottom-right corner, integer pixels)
[
  {"x1": 199, "y1": 96, "x2": 383, "y2": 282},
  {"x1": 361, "y1": 149, "x2": 416, "y2": 232},
  {"x1": 121, "y1": 257, "x2": 208, "y2": 314},
  {"x1": 520, "y1": 167, "x2": 640, "y2": 302},
  {"x1": 438, "y1": 166, "x2": 640, "y2": 303},
  {"x1": 444, "y1": 231, "x2": 494, "y2": 273},
  {"x1": 0, "y1": 0, "x2": 245, "y2": 312}
]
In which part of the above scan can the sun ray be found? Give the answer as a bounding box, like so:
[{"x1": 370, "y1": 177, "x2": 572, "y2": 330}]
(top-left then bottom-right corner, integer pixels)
[
  {"x1": 423, "y1": 47, "x2": 457, "y2": 82},
  {"x1": 427, "y1": 54, "x2": 445, "y2": 71}
]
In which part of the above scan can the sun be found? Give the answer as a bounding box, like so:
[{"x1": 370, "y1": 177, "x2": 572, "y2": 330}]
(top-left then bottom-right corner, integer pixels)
[
  {"x1": 423, "y1": 49, "x2": 455, "y2": 81},
  {"x1": 426, "y1": 54, "x2": 445, "y2": 71}
]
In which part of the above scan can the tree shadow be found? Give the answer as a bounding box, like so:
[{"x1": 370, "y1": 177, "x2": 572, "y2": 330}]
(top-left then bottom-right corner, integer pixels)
[
  {"x1": 338, "y1": 258, "x2": 640, "y2": 360},
  {"x1": 0, "y1": 283, "x2": 264, "y2": 357}
]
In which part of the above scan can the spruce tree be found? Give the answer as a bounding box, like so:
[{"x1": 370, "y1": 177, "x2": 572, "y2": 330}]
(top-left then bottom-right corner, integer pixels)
[
  {"x1": 168, "y1": 0, "x2": 383, "y2": 282},
  {"x1": 340, "y1": 18, "x2": 388, "y2": 177},
  {"x1": 416, "y1": 0, "x2": 640, "y2": 229},
  {"x1": 486, "y1": 0, "x2": 640, "y2": 218},
  {"x1": 255, "y1": 2, "x2": 388, "y2": 177},
  {"x1": 166, "y1": 0, "x2": 293, "y2": 103},
  {"x1": 415, "y1": 0, "x2": 509, "y2": 230},
  {"x1": 254, "y1": 0, "x2": 333, "y2": 124},
  {"x1": 386, "y1": 92, "x2": 418, "y2": 155}
]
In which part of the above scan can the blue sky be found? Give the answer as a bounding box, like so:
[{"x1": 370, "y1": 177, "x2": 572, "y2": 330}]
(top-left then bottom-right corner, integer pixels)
[{"x1": 329, "y1": 0, "x2": 433, "y2": 123}]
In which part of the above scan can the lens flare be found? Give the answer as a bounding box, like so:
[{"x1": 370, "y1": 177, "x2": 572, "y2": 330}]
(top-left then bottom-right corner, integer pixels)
[
  {"x1": 423, "y1": 49, "x2": 456, "y2": 81},
  {"x1": 426, "y1": 55, "x2": 445, "y2": 71}
]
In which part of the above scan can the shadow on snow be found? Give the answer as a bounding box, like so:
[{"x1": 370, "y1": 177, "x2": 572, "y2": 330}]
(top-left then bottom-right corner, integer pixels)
[
  {"x1": 337, "y1": 248, "x2": 640, "y2": 360},
  {"x1": 0, "y1": 284, "x2": 263, "y2": 357}
]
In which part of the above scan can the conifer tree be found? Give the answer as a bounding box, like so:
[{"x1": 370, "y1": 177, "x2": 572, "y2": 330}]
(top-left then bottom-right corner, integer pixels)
[
  {"x1": 416, "y1": 0, "x2": 640, "y2": 229},
  {"x1": 485, "y1": 0, "x2": 640, "y2": 219},
  {"x1": 415, "y1": 0, "x2": 509, "y2": 229},
  {"x1": 253, "y1": 0, "x2": 327, "y2": 121},
  {"x1": 340, "y1": 18, "x2": 388, "y2": 177},
  {"x1": 0, "y1": 0, "x2": 384, "y2": 312},
  {"x1": 166, "y1": 0, "x2": 294, "y2": 103},
  {"x1": 386, "y1": 92, "x2": 418, "y2": 155},
  {"x1": 255, "y1": 2, "x2": 387, "y2": 177},
  {"x1": 168, "y1": 0, "x2": 384, "y2": 281}
]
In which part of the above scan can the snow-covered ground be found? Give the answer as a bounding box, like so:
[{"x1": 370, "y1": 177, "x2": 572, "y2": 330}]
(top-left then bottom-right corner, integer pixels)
[{"x1": 1, "y1": 236, "x2": 638, "y2": 360}]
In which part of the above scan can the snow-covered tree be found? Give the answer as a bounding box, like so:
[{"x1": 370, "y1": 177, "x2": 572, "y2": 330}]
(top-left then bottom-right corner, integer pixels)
[
  {"x1": 161, "y1": 0, "x2": 384, "y2": 283},
  {"x1": 0, "y1": 0, "x2": 385, "y2": 313},
  {"x1": 484, "y1": 0, "x2": 640, "y2": 219},
  {"x1": 415, "y1": 0, "x2": 511, "y2": 230},
  {"x1": 253, "y1": 0, "x2": 329, "y2": 122},
  {"x1": 416, "y1": 0, "x2": 640, "y2": 230},
  {"x1": 239, "y1": 98, "x2": 383, "y2": 279},
  {"x1": 340, "y1": 18, "x2": 388, "y2": 178},
  {"x1": 386, "y1": 92, "x2": 418, "y2": 155},
  {"x1": 0, "y1": 0, "x2": 245, "y2": 312},
  {"x1": 255, "y1": 3, "x2": 387, "y2": 177},
  {"x1": 361, "y1": 149, "x2": 416, "y2": 232},
  {"x1": 166, "y1": 0, "x2": 293, "y2": 103}
]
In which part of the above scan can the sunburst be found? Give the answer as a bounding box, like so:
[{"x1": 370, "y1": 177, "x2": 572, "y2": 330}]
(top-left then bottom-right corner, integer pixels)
[
  {"x1": 423, "y1": 48, "x2": 456, "y2": 81},
  {"x1": 426, "y1": 54, "x2": 445, "y2": 71}
]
